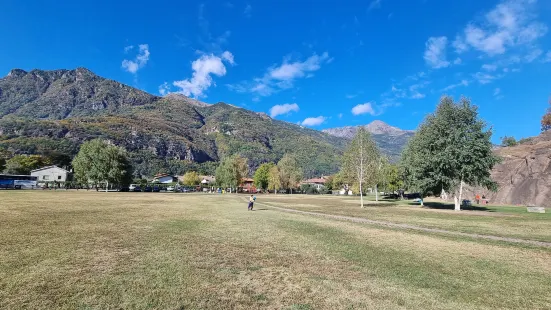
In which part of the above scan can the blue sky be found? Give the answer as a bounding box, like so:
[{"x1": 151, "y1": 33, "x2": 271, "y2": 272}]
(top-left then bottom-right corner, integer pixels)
[{"x1": 1, "y1": 0, "x2": 551, "y2": 142}]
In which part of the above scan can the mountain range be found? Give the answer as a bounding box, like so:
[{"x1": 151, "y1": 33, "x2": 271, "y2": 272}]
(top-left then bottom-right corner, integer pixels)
[{"x1": 0, "y1": 68, "x2": 413, "y2": 177}]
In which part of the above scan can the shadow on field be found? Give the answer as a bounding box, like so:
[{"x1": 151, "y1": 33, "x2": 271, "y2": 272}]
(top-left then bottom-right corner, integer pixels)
[{"x1": 418, "y1": 201, "x2": 495, "y2": 212}]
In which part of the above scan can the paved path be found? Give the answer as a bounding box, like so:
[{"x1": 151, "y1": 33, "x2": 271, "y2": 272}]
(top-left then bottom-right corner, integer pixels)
[{"x1": 248, "y1": 199, "x2": 551, "y2": 248}]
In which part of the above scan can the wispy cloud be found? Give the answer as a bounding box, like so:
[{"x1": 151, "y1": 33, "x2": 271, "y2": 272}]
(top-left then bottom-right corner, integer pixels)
[
  {"x1": 197, "y1": 4, "x2": 231, "y2": 54},
  {"x1": 243, "y1": 4, "x2": 252, "y2": 18},
  {"x1": 473, "y1": 71, "x2": 502, "y2": 84},
  {"x1": 452, "y1": 0, "x2": 547, "y2": 56},
  {"x1": 441, "y1": 80, "x2": 470, "y2": 92},
  {"x1": 172, "y1": 51, "x2": 235, "y2": 98},
  {"x1": 424, "y1": 36, "x2": 450, "y2": 69},
  {"x1": 269, "y1": 103, "x2": 299, "y2": 118},
  {"x1": 494, "y1": 87, "x2": 504, "y2": 100},
  {"x1": 352, "y1": 102, "x2": 376, "y2": 116},
  {"x1": 368, "y1": 0, "x2": 382, "y2": 11},
  {"x1": 482, "y1": 64, "x2": 498, "y2": 71},
  {"x1": 121, "y1": 44, "x2": 150, "y2": 74},
  {"x1": 524, "y1": 48, "x2": 543, "y2": 63},
  {"x1": 159, "y1": 82, "x2": 170, "y2": 96},
  {"x1": 545, "y1": 51, "x2": 551, "y2": 63},
  {"x1": 227, "y1": 52, "x2": 332, "y2": 97},
  {"x1": 124, "y1": 45, "x2": 134, "y2": 53},
  {"x1": 301, "y1": 116, "x2": 326, "y2": 127}
]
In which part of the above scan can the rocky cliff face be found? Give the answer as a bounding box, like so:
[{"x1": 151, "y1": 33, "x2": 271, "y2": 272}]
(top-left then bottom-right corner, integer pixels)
[{"x1": 480, "y1": 131, "x2": 551, "y2": 208}]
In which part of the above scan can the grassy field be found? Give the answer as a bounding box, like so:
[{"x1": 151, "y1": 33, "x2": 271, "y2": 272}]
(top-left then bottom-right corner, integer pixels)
[
  {"x1": 1, "y1": 191, "x2": 550, "y2": 309},
  {"x1": 260, "y1": 195, "x2": 551, "y2": 242}
]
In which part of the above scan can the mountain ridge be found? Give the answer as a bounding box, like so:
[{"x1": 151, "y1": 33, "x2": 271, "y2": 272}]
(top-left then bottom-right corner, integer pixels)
[{"x1": 0, "y1": 68, "x2": 352, "y2": 177}]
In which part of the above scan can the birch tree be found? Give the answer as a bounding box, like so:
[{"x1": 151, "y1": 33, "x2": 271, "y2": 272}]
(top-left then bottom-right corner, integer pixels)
[
  {"x1": 341, "y1": 127, "x2": 381, "y2": 208},
  {"x1": 268, "y1": 165, "x2": 281, "y2": 194},
  {"x1": 277, "y1": 154, "x2": 303, "y2": 194},
  {"x1": 215, "y1": 155, "x2": 249, "y2": 192},
  {"x1": 401, "y1": 96, "x2": 499, "y2": 210}
]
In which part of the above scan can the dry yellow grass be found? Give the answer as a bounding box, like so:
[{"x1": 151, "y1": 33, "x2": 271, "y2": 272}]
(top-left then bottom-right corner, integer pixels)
[{"x1": 0, "y1": 191, "x2": 550, "y2": 309}]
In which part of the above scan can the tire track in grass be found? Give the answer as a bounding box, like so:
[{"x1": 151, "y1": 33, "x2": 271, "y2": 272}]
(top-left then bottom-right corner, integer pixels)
[{"x1": 245, "y1": 198, "x2": 551, "y2": 248}]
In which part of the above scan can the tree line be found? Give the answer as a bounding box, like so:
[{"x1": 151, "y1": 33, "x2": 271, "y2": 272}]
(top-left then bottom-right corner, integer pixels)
[{"x1": 1, "y1": 96, "x2": 514, "y2": 211}]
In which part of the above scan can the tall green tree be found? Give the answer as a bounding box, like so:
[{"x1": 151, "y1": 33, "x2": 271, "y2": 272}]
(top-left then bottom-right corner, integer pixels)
[
  {"x1": 215, "y1": 155, "x2": 249, "y2": 192},
  {"x1": 72, "y1": 139, "x2": 133, "y2": 189},
  {"x1": 380, "y1": 163, "x2": 404, "y2": 195},
  {"x1": 268, "y1": 165, "x2": 281, "y2": 194},
  {"x1": 182, "y1": 171, "x2": 200, "y2": 187},
  {"x1": 277, "y1": 154, "x2": 303, "y2": 193},
  {"x1": 341, "y1": 127, "x2": 381, "y2": 208},
  {"x1": 254, "y1": 162, "x2": 275, "y2": 191},
  {"x1": 0, "y1": 149, "x2": 13, "y2": 172},
  {"x1": 4, "y1": 154, "x2": 51, "y2": 175},
  {"x1": 401, "y1": 96, "x2": 499, "y2": 210}
]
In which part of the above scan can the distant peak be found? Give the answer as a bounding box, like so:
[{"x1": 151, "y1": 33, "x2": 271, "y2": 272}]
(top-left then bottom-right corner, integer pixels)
[{"x1": 7, "y1": 69, "x2": 27, "y2": 78}]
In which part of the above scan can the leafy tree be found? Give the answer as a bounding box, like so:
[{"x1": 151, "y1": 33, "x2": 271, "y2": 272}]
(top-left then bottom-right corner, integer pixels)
[
  {"x1": 4, "y1": 154, "x2": 51, "y2": 175},
  {"x1": 215, "y1": 155, "x2": 248, "y2": 191},
  {"x1": 341, "y1": 127, "x2": 381, "y2": 208},
  {"x1": 277, "y1": 154, "x2": 303, "y2": 193},
  {"x1": 0, "y1": 149, "x2": 12, "y2": 172},
  {"x1": 500, "y1": 136, "x2": 518, "y2": 147},
  {"x1": 380, "y1": 164, "x2": 404, "y2": 195},
  {"x1": 542, "y1": 98, "x2": 551, "y2": 132},
  {"x1": 401, "y1": 96, "x2": 499, "y2": 210},
  {"x1": 182, "y1": 171, "x2": 200, "y2": 187},
  {"x1": 254, "y1": 162, "x2": 275, "y2": 191},
  {"x1": 268, "y1": 165, "x2": 281, "y2": 193},
  {"x1": 72, "y1": 139, "x2": 133, "y2": 189}
]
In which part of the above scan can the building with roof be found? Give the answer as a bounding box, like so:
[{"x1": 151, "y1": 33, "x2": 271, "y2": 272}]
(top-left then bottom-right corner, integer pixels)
[
  {"x1": 152, "y1": 173, "x2": 177, "y2": 184},
  {"x1": 31, "y1": 166, "x2": 72, "y2": 183},
  {"x1": 301, "y1": 176, "x2": 329, "y2": 191}
]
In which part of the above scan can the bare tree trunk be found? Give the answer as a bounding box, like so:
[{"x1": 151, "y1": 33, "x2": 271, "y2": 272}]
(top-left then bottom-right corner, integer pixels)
[
  {"x1": 360, "y1": 181, "x2": 364, "y2": 208},
  {"x1": 455, "y1": 179, "x2": 464, "y2": 211},
  {"x1": 105, "y1": 180, "x2": 108, "y2": 193},
  {"x1": 375, "y1": 184, "x2": 378, "y2": 202}
]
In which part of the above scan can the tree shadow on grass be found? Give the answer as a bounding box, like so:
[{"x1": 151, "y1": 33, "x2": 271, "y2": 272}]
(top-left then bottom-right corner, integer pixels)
[{"x1": 416, "y1": 201, "x2": 496, "y2": 212}]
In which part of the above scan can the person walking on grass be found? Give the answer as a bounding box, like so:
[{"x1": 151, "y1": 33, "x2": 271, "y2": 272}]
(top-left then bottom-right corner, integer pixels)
[{"x1": 248, "y1": 194, "x2": 255, "y2": 211}]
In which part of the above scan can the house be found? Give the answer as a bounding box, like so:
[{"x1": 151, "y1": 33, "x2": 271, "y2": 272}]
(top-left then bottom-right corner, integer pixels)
[
  {"x1": 31, "y1": 166, "x2": 72, "y2": 183},
  {"x1": 301, "y1": 176, "x2": 329, "y2": 191},
  {"x1": 198, "y1": 175, "x2": 216, "y2": 185},
  {"x1": 152, "y1": 173, "x2": 177, "y2": 184},
  {"x1": 240, "y1": 178, "x2": 256, "y2": 193}
]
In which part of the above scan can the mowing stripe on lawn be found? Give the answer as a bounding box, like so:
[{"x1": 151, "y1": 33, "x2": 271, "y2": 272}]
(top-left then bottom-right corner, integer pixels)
[{"x1": 247, "y1": 198, "x2": 551, "y2": 248}]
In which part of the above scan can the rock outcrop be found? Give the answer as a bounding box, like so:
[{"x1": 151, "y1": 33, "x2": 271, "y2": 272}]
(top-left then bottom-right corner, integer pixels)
[{"x1": 482, "y1": 131, "x2": 551, "y2": 208}]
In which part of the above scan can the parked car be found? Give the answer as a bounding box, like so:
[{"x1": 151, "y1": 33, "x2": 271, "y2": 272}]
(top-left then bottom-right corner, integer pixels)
[
  {"x1": 152, "y1": 186, "x2": 161, "y2": 192},
  {"x1": 118, "y1": 187, "x2": 130, "y2": 192},
  {"x1": 129, "y1": 184, "x2": 138, "y2": 191},
  {"x1": 133, "y1": 186, "x2": 142, "y2": 192},
  {"x1": 144, "y1": 186, "x2": 153, "y2": 192},
  {"x1": 167, "y1": 186, "x2": 175, "y2": 192}
]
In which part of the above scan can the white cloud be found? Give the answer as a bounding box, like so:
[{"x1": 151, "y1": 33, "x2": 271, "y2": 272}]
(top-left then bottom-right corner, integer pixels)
[
  {"x1": 482, "y1": 64, "x2": 498, "y2": 71},
  {"x1": 368, "y1": 0, "x2": 382, "y2": 10},
  {"x1": 121, "y1": 44, "x2": 150, "y2": 74},
  {"x1": 442, "y1": 80, "x2": 470, "y2": 92},
  {"x1": 352, "y1": 102, "x2": 376, "y2": 116},
  {"x1": 493, "y1": 88, "x2": 501, "y2": 96},
  {"x1": 124, "y1": 45, "x2": 134, "y2": 53},
  {"x1": 301, "y1": 116, "x2": 326, "y2": 127},
  {"x1": 338, "y1": 113, "x2": 343, "y2": 119},
  {"x1": 243, "y1": 4, "x2": 252, "y2": 17},
  {"x1": 545, "y1": 51, "x2": 551, "y2": 63},
  {"x1": 172, "y1": 51, "x2": 234, "y2": 98},
  {"x1": 453, "y1": 57, "x2": 462, "y2": 65},
  {"x1": 159, "y1": 82, "x2": 170, "y2": 96},
  {"x1": 473, "y1": 72, "x2": 501, "y2": 84},
  {"x1": 228, "y1": 52, "x2": 331, "y2": 97},
  {"x1": 424, "y1": 36, "x2": 450, "y2": 69},
  {"x1": 269, "y1": 103, "x2": 300, "y2": 118},
  {"x1": 453, "y1": 0, "x2": 547, "y2": 56},
  {"x1": 524, "y1": 48, "x2": 542, "y2": 62},
  {"x1": 221, "y1": 51, "x2": 235, "y2": 65},
  {"x1": 345, "y1": 93, "x2": 358, "y2": 99}
]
